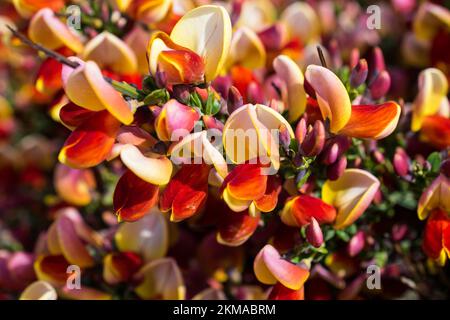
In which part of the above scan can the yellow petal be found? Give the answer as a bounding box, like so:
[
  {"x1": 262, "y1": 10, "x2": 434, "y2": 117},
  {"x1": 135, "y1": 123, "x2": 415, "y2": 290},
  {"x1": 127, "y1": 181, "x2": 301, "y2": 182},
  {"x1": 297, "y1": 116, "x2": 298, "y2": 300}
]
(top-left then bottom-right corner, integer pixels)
[
  {"x1": 134, "y1": 258, "x2": 186, "y2": 300},
  {"x1": 20, "y1": 281, "x2": 57, "y2": 300},
  {"x1": 305, "y1": 65, "x2": 351, "y2": 133},
  {"x1": 273, "y1": 55, "x2": 306, "y2": 122},
  {"x1": 63, "y1": 60, "x2": 134, "y2": 125},
  {"x1": 82, "y1": 31, "x2": 138, "y2": 74},
  {"x1": 125, "y1": 26, "x2": 151, "y2": 74},
  {"x1": 29, "y1": 8, "x2": 83, "y2": 53},
  {"x1": 223, "y1": 188, "x2": 252, "y2": 212},
  {"x1": 322, "y1": 169, "x2": 380, "y2": 229},
  {"x1": 115, "y1": 208, "x2": 169, "y2": 262},
  {"x1": 281, "y1": 2, "x2": 320, "y2": 44},
  {"x1": 227, "y1": 27, "x2": 266, "y2": 69},
  {"x1": 417, "y1": 174, "x2": 450, "y2": 220},
  {"x1": 120, "y1": 144, "x2": 173, "y2": 185},
  {"x1": 170, "y1": 5, "x2": 232, "y2": 82},
  {"x1": 413, "y1": 3, "x2": 450, "y2": 40},
  {"x1": 411, "y1": 68, "x2": 448, "y2": 132},
  {"x1": 235, "y1": 0, "x2": 276, "y2": 32}
]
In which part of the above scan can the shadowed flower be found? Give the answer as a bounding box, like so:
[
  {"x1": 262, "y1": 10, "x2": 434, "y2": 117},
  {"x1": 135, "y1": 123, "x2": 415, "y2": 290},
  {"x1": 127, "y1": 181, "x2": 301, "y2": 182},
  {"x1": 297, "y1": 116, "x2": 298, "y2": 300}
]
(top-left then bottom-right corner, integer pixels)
[
  {"x1": 103, "y1": 252, "x2": 142, "y2": 285},
  {"x1": 418, "y1": 174, "x2": 450, "y2": 220},
  {"x1": 54, "y1": 163, "x2": 96, "y2": 206},
  {"x1": 422, "y1": 208, "x2": 450, "y2": 266},
  {"x1": 322, "y1": 169, "x2": 380, "y2": 229},
  {"x1": 254, "y1": 244, "x2": 309, "y2": 290}
]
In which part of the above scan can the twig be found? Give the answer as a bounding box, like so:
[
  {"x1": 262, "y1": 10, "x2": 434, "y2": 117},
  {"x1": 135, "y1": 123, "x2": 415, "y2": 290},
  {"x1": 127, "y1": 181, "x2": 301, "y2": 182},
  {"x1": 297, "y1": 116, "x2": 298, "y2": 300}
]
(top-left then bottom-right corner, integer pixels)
[
  {"x1": 317, "y1": 46, "x2": 328, "y2": 69},
  {"x1": 7, "y1": 25, "x2": 141, "y2": 99}
]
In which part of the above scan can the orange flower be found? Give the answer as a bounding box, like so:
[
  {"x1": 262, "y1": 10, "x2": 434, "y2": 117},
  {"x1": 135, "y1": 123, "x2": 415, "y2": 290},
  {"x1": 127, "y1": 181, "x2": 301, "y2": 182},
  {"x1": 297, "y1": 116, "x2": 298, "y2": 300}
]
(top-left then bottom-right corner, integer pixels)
[
  {"x1": 422, "y1": 208, "x2": 450, "y2": 266},
  {"x1": 280, "y1": 194, "x2": 336, "y2": 227},
  {"x1": 305, "y1": 65, "x2": 401, "y2": 139},
  {"x1": 53, "y1": 163, "x2": 96, "y2": 206},
  {"x1": 217, "y1": 205, "x2": 261, "y2": 247},
  {"x1": 220, "y1": 163, "x2": 282, "y2": 213},
  {"x1": 147, "y1": 5, "x2": 232, "y2": 84}
]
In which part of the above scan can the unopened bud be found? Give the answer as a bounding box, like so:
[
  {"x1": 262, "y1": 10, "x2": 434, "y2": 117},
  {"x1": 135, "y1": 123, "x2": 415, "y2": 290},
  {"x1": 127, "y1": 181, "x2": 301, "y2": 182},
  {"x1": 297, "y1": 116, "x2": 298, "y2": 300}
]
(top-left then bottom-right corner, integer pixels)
[
  {"x1": 203, "y1": 115, "x2": 224, "y2": 131},
  {"x1": 326, "y1": 156, "x2": 347, "y2": 180},
  {"x1": 350, "y1": 59, "x2": 368, "y2": 88},
  {"x1": 440, "y1": 159, "x2": 450, "y2": 178},
  {"x1": 393, "y1": 147, "x2": 410, "y2": 177},
  {"x1": 295, "y1": 118, "x2": 307, "y2": 144},
  {"x1": 279, "y1": 125, "x2": 291, "y2": 150},
  {"x1": 347, "y1": 231, "x2": 365, "y2": 257},
  {"x1": 321, "y1": 136, "x2": 350, "y2": 165},
  {"x1": 227, "y1": 86, "x2": 243, "y2": 114},
  {"x1": 155, "y1": 70, "x2": 167, "y2": 88},
  {"x1": 301, "y1": 120, "x2": 325, "y2": 156},
  {"x1": 368, "y1": 46, "x2": 386, "y2": 83},
  {"x1": 371, "y1": 150, "x2": 385, "y2": 164},
  {"x1": 247, "y1": 81, "x2": 265, "y2": 104},
  {"x1": 172, "y1": 84, "x2": 191, "y2": 104},
  {"x1": 306, "y1": 217, "x2": 323, "y2": 248},
  {"x1": 349, "y1": 48, "x2": 360, "y2": 69},
  {"x1": 391, "y1": 223, "x2": 408, "y2": 242},
  {"x1": 258, "y1": 23, "x2": 286, "y2": 51},
  {"x1": 369, "y1": 70, "x2": 391, "y2": 99}
]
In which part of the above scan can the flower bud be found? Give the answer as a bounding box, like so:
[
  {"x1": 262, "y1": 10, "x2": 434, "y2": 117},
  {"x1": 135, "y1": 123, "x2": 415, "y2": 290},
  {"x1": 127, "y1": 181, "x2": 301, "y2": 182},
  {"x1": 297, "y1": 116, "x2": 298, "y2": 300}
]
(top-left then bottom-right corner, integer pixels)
[
  {"x1": 349, "y1": 48, "x2": 360, "y2": 69},
  {"x1": 391, "y1": 223, "x2": 408, "y2": 242},
  {"x1": 258, "y1": 23, "x2": 286, "y2": 51},
  {"x1": 155, "y1": 70, "x2": 167, "y2": 88},
  {"x1": 440, "y1": 159, "x2": 450, "y2": 178},
  {"x1": 301, "y1": 120, "x2": 325, "y2": 156},
  {"x1": 247, "y1": 81, "x2": 265, "y2": 104},
  {"x1": 371, "y1": 150, "x2": 385, "y2": 164},
  {"x1": 321, "y1": 136, "x2": 350, "y2": 165},
  {"x1": 326, "y1": 156, "x2": 347, "y2": 180},
  {"x1": 393, "y1": 147, "x2": 410, "y2": 177},
  {"x1": 347, "y1": 231, "x2": 365, "y2": 257},
  {"x1": 350, "y1": 59, "x2": 368, "y2": 88},
  {"x1": 295, "y1": 118, "x2": 307, "y2": 144},
  {"x1": 227, "y1": 86, "x2": 243, "y2": 114},
  {"x1": 368, "y1": 46, "x2": 386, "y2": 83},
  {"x1": 279, "y1": 124, "x2": 291, "y2": 150},
  {"x1": 306, "y1": 217, "x2": 323, "y2": 248},
  {"x1": 203, "y1": 115, "x2": 224, "y2": 131},
  {"x1": 369, "y1": 70, "x2": 391, "y2": 99},
  {"x1": 172, "y1": 84, "x2": 191, "y2": 104}
]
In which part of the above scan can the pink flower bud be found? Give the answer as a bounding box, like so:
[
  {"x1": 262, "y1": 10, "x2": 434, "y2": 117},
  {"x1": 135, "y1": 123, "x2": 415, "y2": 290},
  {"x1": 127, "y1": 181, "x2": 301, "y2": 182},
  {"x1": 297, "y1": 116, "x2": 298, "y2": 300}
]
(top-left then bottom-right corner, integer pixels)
[
  {"x1": 203, "y1": 115, "x2": 224, "y2": 131},
  {"x1": 350, "y1": 59, "x2": 368, "y2": 88},
  {"x1": 321, "y1": 136, "x2": 350, "y2": 165},
  {"x1": 212, "y1": 76, "x2": 232, "y2": 99},
  {"x1": 326, "y1": 156, "x2": 347, "y2": 180},
  {"x1": 247, "y1": 81, "x2": 265, "y2": 104},
  {"x1": 295, "y1": 118, "x2": 307, "y2": 144},
  {"x1": 172, "y1": 84, "x2": 191, "y2": 103},
  {"x1": 155, "y1": 70, "x2": 167, "y2": 88},
  {"x1": 227, "y1": 86, "x2": 243, "y2": 114},
  {"x1": 369, "y1": 70, "x2": 391, "y2": 99},
  {"x1": 371, "y1": 150, "x2": 385, "y2": 164},
  {"x1": 393, "y1": 147, "x2": 410, "y2": 177},
  {"x1": 306, "y1": 217, "x2": 323, "y2": 248},
  {"x1": 301, "y1": 120, "x2": 325, "y2": 156},
  {"x1": 349, "y1": 48, "x2": 360, "y2": 69},
  {"x1": 440, "y1": 159, "x2": 450, "y2": 178},
  {"x1": 258, "y1": 23, "x2": 287, "y2": 51},
  {"x1": 368, "y1": 46, "x2": 386, "y2": 83},
  {"x1": 391, "y1": 223, "x2": 408, "y2": 242},
  {"x1": 347, "y1": 231, "x2": 365, "y2": 257},
  {"x1": 279, "y1": 124, "x2": 291, "y2": 150}
]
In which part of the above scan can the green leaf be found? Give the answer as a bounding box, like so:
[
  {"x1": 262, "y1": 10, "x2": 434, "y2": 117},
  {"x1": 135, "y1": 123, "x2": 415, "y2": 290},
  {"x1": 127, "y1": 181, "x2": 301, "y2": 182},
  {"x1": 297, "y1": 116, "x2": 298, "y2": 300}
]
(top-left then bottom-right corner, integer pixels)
[
  {"x1": 205, "y1": 90, "x2": 221, "y2": 115},
  {"x1": 143, "y1": 89, "x2": 169, "y2": 105},
  {"x1": 427, "y1": 152, "x2": 441, "y2": 173},
  {"x1": 336, "y1": 230, "x2": 350, "y2": 242}
]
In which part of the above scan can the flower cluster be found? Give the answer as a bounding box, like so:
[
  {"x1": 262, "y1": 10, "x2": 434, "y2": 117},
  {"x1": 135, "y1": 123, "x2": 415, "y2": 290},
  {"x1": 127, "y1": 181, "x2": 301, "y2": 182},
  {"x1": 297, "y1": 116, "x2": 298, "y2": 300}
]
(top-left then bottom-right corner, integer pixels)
[{"x1": 0, "y1": 0, "x2": 449, "y2": 300}]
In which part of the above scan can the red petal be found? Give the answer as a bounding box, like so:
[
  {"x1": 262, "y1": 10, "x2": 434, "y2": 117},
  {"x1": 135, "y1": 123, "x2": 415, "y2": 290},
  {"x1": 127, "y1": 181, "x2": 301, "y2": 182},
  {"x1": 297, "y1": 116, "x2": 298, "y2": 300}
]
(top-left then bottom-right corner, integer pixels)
[
  {"x1": 217, "y1": 208, "x2": 260, "y2": 246},
  {"x1": 59, "y1": 110, "x2": 121, "y2": 168},
  {"x1": 268, "y1": 282, "x2": 305, "y2": 300},
  {"x1": 35, "y1": 57, "x2": 62, "y2": 95},
  {"x1": 223, "y1": 163, "x2": 267, "y2": 201},
  {"x1": 159, "y1": 49, "x2": 205, "y2": 84},
  {"x1": 422, "y1": 208, "x2": 449, "y2": 260},
  {"x1": 292, "y1": 195, "x2": 337, "y2": 226},
  {"x1": 114, "y1": 169, "x2": 159, "y2": 222},
  {"x1": 59, "y1": 103, "x2": 97, "y2": 128}
]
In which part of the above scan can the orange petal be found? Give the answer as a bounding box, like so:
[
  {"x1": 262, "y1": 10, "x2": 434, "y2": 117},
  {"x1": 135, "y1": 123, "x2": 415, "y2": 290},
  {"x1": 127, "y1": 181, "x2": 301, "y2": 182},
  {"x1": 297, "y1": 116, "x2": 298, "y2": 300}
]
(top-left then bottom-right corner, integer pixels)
[
  {"x1": 82, "y1": 31, "x2": 138, "y2": 74},
  {"x1": 35, "y1": 57, "x2": 63, "y2": 96},
  {"x1": 304, "y1": 65, "x2": 351, "y2": 133},
  {"x1": 58, "y1": 110, "x2": 121, "y2": 168},
  {"x1": 63, "y1": 60, "x2": 133, "y2": 125},
  {"x1": 225, "y1": 163, "x2": 268, "y2": 201},
  {"x1": 254, "y1": 175, "x2": 282, "y2": 212},
  {"x1": 338, "y1": 102, "x2": 401, "y2": 139},
  {"x1": 113, "y1": 169, "x2": 160, "y2": 222},
  {"x1": 114, "y1": 209, "x2": 169, "y2": 262},
  {"x1": 59, "y1": 102, "x2": 97, "y2": 129},
  {"x1": 280, "y1": 195, "x2": 336, "y2": 227},
  {"x1": 420, "y1": 115, "x2": 450, "y2": 149},
  {"x1": 54, "y1": 163, "x2": 96, "y2": 206},
  {"x1": 322, "y1": 169, "x2": 380, "y2": 229},
  {"x1": 217, "y1": 208, "x2": 260, "y2": 246},
  {"x1": 254, "y1": 244, "x2": 309, "y2": 290},
  {"x1": 28, "y1": 8, "x2": 83, "y2": 52},
  {"x1": 125, "y1": 26, "x2": 151, "y2": 74},
  {"x1": 134, "y1": 258, "x2": 186, "y2": 300}
]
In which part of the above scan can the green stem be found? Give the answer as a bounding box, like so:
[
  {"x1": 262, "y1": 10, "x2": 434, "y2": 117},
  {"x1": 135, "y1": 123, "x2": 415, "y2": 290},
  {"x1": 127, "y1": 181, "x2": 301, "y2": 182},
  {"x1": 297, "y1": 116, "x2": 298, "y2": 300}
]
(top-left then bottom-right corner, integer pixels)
[{"x1": 107, "y1": 79, "x2": 140, "y2": 99}]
